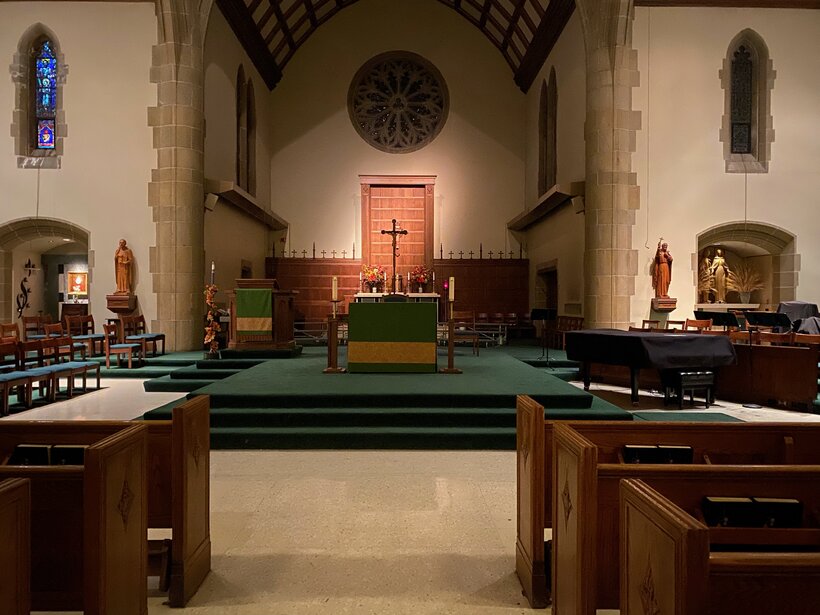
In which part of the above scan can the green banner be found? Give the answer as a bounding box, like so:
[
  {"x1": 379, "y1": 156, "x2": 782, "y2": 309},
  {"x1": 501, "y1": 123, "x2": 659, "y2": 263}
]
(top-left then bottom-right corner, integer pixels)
[{"x1": 236, "y1": 289, "x2": 272, "y2": 335}]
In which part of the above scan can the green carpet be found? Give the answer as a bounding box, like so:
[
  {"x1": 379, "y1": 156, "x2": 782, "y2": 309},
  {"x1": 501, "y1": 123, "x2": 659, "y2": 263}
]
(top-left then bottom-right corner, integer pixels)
[{"x1": 633, "y1": 412, "x2": 743, "y2": 422}]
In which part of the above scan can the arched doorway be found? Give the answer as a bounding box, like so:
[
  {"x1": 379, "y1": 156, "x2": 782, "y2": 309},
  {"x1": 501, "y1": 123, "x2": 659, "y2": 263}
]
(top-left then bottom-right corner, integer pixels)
[
  {"x1": 695, "y1": 221, "x2": 798, "y2": 308},
  {"x1": 0, "y1": 217, "x2": 90, "y2": 323}
]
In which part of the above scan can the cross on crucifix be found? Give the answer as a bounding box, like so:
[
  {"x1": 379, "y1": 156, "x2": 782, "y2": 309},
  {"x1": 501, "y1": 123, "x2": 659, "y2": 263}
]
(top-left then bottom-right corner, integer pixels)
[
  {"x1": 331, "y1": 250, "x2": 337, "y2": 258},
  {"x1": 469, "y1": 251, "x2": 474, "y2": 259},
  {"x1": 291, "y1": 250, "x2": 297, "y2": 258},
  {"x1": 498, "y1": 249, "x2": 504, "y2": 259},
  {"x1": 281, "y1": 248, "x2": 287, "y2": 257},
  {"x1": 380, "y1": 218, "x2": 407, "y2": 294},
  {"x1": 458, "y1": 251, "x2": 464, "y2": 258},
  {"x1": 302, "y1": 250, "x2": 307, "y2": 258},
  {"x1": 321, "y1": 250, "x2": 326, "y2": 258},
  {"x1": 509, "y1": 250, "x2": 515, "y2": 258},
  {"x1": 488, "y1": 250, "x2": 494, "y2": 258},
  {"x1": 448, "y1": 251, "x2": 454, "y2": 259},
  {"x1": 341, "y1": 250, "x2": 347, "y2": 258}
]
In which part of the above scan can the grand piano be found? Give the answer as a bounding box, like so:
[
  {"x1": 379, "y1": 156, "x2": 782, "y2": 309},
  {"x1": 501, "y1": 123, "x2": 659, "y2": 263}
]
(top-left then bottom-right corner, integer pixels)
[{"x1": 565, "y1": 329, "x2": 737, "y2": 404}]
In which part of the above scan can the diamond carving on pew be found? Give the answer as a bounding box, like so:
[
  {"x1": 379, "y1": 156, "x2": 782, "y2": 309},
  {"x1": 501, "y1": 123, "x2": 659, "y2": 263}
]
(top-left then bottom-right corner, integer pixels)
[
  {"x1": 640, "y1": 556, "x2": 661, "y2": 615},
  {"x1": 192, "y1": 433, "x2": 202, "y2": 469},
  {"x1": 561, "y1": 477, "x2": 573, "y2": 528},
  {"x1": 118, "y1": 478, "x2": 134, "y2": 528},
  {"x1": 520, "y1": 417, "x2": 530, "y2": 463}
]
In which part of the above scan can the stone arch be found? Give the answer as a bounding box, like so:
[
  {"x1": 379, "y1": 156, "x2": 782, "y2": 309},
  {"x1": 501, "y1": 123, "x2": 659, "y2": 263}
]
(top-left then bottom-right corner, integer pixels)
[
  {"x1": 9, "y1": 22, "x2": 68, "y2": 168},
  {"x1": 0, "y1": 217, "x2": 90, "y2": 322},
  {"x1": 719, "y1": 29, "x2": 775, "y2": 173},
  {"x1": 695, "y1": 221, "x2": 798, "y2": 307}
]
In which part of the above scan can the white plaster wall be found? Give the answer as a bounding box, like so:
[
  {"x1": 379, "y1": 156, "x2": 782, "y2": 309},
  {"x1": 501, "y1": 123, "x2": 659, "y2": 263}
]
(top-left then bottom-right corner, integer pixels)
[
  {"x1": 269, "y1": 0, "x2": 525, "y2": 257},
  {"x1": 204, "y1": 4, "x2": 274, "y2": 210},
  {"x1": 0, "y1": 2, "x2": 157, "y2": 323},
  {"x1": 632, "y1": 7, "x2": 820, "y2": 322},
  {"x1": 522, "y1": 12, "x2": 587, "y2": 313}
]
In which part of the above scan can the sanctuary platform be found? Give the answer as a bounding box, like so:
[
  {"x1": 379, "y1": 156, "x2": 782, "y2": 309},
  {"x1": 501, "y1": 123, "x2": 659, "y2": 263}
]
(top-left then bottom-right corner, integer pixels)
[{"x1": 143, "y1": 346, "x2": 631, "y2": 450}]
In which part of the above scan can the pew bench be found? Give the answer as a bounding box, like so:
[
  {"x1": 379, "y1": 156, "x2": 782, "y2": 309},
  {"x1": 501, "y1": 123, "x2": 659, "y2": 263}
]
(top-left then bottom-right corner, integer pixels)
[
  {"x1": 0, "y1": 424, "x2": 147, "y2": 614},
  {"x1": 0, "y1": 394, "x2": 212, "y2": 607},
  {"x1": 621, "y1": 477, "x2": 820, "y2": 615},
  {"x1": 0, "y1": 477, "x2": 30, "y2": 615},
  {"x1": 551, "y1": 424, "x2": 820, "y2": 614},
  {"x1": 515, "y1": 394, "x2": 820, "y2": 608}
]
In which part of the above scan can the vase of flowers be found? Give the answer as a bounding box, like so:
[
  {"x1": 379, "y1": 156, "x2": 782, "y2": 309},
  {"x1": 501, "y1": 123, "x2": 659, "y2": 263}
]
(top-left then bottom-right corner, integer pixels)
[
  {"x1": 410, "y1": 264, "x2": 431, "y2": 293},
  {"x1": 361, "y1": 263, "x2": 386, "y2": 293},
  {"x1": 726, "y1": 263, "x2": 764, "y2": 305},
  {"x1": 203, "y1": 283, "x2": 221, "y2": 359}
]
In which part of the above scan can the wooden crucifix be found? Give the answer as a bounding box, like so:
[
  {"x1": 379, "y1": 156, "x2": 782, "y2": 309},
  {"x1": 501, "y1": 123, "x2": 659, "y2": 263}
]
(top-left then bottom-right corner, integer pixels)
[{"x1": 380, "y1": 218, "x2": 407, "y2": 294}]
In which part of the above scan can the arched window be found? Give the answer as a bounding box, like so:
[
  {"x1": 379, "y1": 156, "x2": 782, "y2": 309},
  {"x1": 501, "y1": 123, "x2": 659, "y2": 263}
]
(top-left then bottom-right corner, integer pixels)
[
  {"x1": 720, "y1": 29, "x2": 774, "y2": 173},
  {"x1": 246, "y1": 79, "x2": 256, "y2": 196},
  {"x1": 10, "y1": 24, "x2": 67, "y2": 168},
  {"x1": 236, "y1": 65, "x2": 248, "y2": 190},
  {"x1": 538, "y1": 68, "x2": 558, "y2": 195}
]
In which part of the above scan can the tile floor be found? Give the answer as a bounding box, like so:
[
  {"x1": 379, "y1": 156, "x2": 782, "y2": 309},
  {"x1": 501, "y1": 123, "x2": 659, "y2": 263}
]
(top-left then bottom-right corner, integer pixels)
[{"x1": 14, "y1": 376, "x2": 817, "y2": 613}]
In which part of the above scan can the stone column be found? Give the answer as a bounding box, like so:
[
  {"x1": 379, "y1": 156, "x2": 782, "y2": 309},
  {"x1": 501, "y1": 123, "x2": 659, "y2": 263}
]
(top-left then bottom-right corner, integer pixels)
[
  {"x1": 576, "y1": 0, "x2": 640, "y2": 329},
  {"x1": 148, "y1": 0, "x2": 209, "y2": 350},
  {"x1": 0, "y1": 251, "x2": 11, "y2": 322}
]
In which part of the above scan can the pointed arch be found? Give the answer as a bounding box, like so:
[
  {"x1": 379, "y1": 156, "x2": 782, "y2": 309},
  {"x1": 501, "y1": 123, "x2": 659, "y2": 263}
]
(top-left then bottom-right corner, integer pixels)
[
  {"x1": 538, "y1": 67, "x2": 558, "y2": 196},
  {"x1": 9, "y1": 23, "x2": 68, "y2": 168},
  {"x1": 246, "y1": 79, "x2": 256, "y2": 196},
  {"x1": 720, "y1": 29, "x2": 775, "y2": 173}
]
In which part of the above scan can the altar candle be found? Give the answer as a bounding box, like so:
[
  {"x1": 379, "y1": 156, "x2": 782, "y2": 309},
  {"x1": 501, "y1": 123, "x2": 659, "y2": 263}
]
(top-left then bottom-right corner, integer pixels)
[
  {"x1": 210, "y1": 261, "x2": 215, "y2": 285},
  {"x1": 432, "y1": 270, "x2": 435, "y2": 283},
  {"x1": 332, "y1": 276, "x2": 338, "y2": 301},
  {"x1": 449, "y1": 276, "x2": 455, "y2": 302},
  {"x1": 359, "y1": 271, "x2": 362, "y2": 282}
]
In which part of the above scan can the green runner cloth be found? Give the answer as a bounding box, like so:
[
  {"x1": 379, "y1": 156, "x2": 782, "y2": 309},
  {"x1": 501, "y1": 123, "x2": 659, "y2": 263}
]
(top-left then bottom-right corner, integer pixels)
[{"x1": 236, "y1": 289, "x2": 272, "y2": 335}]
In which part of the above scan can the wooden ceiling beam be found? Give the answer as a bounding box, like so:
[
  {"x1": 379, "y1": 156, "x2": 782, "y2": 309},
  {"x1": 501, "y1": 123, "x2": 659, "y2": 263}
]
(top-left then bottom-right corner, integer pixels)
[
  {"x1": 215, "y1": 0, "x2": 282, "y2": 90},
  {"x1": 269, "y1": 0, "x2": 296, "y2": 50},
  {"x1": 514, "y1": 0, "x2": 574, "y2": 93},
  {"x1": 635, "y1": 0, "x2": 819, "y2": 7}
]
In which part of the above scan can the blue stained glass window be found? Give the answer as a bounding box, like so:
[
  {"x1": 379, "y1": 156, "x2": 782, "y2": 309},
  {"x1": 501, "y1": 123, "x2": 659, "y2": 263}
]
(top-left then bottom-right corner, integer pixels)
[
  {"x1": 34, "y1": 40, "x2": 57, "y2": 149},
  {"x1": 38, "y1": 120, "x2": 55, "y2": 149}
]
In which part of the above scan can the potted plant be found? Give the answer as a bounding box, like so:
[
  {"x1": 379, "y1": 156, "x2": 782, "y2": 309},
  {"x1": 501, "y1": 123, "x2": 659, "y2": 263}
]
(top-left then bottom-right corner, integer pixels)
[
  {"x1": 361, "y1": 263, "x2": 386, "y2": 292},
  {"x1": 203, "y1": 283, "x2": 221, "y2": 358},
  {"x1": 726, "y1": 263, "x2": 764, "y2": 304}
]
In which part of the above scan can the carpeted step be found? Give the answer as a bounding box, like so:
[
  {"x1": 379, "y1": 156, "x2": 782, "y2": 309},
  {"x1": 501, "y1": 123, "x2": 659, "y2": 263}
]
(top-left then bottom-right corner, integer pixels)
[
  {"x1": 541, "y1": 368, "x2": 580, "y2": 383},
  {"x1": 208, "y1": 425, "x2": 516, "y2": 450},
  {"x1": 523, "y1": 359, "x2": 580, "y2": 369},
  {"x1": 169, "y1": 368, "x2": 242, "y2": 380},
  {"x1": 99, "y1": 366, "x2": 181, "y2": 379},
  {"x1": 143, "y1": 375, "x2": 215, "y2": 393},
  {"x1": 203, "y1": 406, "x2": 516, "y2": 428},
  {"x1": 195, "y1": 359, "x2": 265, "y2": 370},
  {"x1": 219, "y1": 347, "x2": 303, "y2": 359}
]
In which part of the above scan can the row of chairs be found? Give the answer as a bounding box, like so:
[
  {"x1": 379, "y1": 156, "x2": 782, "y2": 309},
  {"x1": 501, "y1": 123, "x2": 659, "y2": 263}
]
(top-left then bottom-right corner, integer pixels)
[
  {"x1": 637, "y1": 318, "x2": 714, "y2": 331},
  {"x1": 0, "y1": 337, "x2": 101, "y2": 416}
]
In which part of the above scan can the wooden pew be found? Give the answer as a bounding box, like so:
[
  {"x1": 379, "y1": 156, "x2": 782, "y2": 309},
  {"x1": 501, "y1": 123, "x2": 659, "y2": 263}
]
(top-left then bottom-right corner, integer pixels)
[
  {"x1": 552, "y1": 424, "x2": 820, "y2": 614},
  {"x1": 0, "y1": 394, "x2": 211, "y2": 607},
  {"x1": 0, "y1": 424, "x2": 147, "y2": 614},
  {"x1": 0, "y1": 478, "x2": 30, "y2": 615},
  {"x1": 621, "y1": 477, "x2": 820, "y2": 615},
  {"x1": 515, "y1": 394, "x2": 820, "y2": 608}
]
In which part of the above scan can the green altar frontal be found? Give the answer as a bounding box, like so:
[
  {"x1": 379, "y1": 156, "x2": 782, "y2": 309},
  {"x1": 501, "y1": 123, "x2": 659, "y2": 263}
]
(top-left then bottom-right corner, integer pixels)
[{"x1": 348, "y1": 302, "x2": 438, "y2": 373}]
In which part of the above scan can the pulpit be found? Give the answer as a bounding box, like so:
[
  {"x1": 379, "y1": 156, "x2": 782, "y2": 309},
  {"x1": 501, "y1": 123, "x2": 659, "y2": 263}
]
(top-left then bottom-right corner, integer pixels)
[{"x1": 227, "y1": 279, "x2": 297, "y2": 350}]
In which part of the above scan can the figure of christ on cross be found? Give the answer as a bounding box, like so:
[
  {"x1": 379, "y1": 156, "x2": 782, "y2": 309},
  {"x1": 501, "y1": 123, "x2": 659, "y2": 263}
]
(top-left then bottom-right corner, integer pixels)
[{"x1": 380, "y1": 218, "x2": 407, "y2": 294}]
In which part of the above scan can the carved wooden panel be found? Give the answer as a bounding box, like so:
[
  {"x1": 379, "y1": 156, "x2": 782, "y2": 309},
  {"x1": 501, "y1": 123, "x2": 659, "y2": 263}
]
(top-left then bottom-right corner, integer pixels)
[{"x1": 0, "y1": 478, "x2": 30, "y2": 615}]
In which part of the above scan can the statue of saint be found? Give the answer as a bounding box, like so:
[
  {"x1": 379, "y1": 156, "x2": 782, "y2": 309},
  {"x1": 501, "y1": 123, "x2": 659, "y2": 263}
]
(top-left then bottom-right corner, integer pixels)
[
  {"x1": 114, "y1": 238, "x2": 134, "y2": 295},
  {"x1": 710, "y1": 248, "x2": 730, "y2": 303},
  {"x1": 698, "y1": 248, "x2": 714, "y2": 303},
  {"x1": 652, "y1": 239, "x2": 673, "y2": 298}
]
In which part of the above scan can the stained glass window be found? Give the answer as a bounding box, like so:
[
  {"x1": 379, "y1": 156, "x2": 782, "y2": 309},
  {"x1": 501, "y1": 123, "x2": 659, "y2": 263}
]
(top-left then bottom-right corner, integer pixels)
[
  {"x1": 730, "y1": 45, "x2": 753, "y2": 155},
  {"x1": 34, "y1": 40, "x2": 57, "y2": 149}
]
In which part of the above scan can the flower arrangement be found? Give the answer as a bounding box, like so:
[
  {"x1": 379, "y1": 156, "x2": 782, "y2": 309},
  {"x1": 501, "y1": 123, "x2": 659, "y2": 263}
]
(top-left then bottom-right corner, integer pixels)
[
  {"x1": 203, "y1": 283, "x2": 221, "y2": 355},
  {"x1": 726, "y1": 263, "x2": 764, "y2": 293},
  {"x1": 410, "y1": 264, "x2": 431, "y2": 284},
  {"x1": 361, "y1": 263, "x2": 386, "y2": 286}
]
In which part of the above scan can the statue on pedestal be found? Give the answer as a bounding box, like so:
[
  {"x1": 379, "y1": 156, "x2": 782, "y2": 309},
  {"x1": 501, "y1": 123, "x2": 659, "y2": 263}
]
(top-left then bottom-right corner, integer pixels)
[
  {"x1": 710, "y1": 248, "x2": 731, "y2": 303},
  {"x1": 652, "y1": 239, "x2": 673, "y2": 298},
  {"x1": 114, "y1": 238, "x2": 133, "y2": 295}
]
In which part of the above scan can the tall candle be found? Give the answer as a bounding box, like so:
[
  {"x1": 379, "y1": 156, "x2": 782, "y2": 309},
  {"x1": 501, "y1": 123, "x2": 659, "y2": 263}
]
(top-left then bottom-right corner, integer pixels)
[
  {"x1": 449, "y1": 276, "x2": 455, "y2": 302},
  {"x1": 332, "y1": 276, "x2": 338, "y2": 301},
  {"x1": 210, "y1": 261, "x2": 215, "y2": 285},
  {"x1": 432, "y1": 270, "x2": 435, "y2": 283}
]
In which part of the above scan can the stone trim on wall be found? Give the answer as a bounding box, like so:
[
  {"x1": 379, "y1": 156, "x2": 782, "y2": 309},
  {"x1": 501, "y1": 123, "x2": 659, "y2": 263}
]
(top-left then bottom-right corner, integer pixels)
[
  {"x1": 719, "y1": 29, "x2": 775, "y2": 174},
  {"x1": 9, "y1": 23, "x2": 68, "y2": 169}
]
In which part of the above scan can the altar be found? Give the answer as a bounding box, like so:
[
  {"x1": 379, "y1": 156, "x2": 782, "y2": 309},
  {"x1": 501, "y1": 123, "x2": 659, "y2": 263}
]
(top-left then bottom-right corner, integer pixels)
[{"x1": 347, "y1": 302, "x2": 438, "y2": 373}]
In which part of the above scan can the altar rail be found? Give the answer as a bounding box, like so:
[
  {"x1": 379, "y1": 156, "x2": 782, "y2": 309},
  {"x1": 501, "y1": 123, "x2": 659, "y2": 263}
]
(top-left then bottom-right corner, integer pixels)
[{"x1": 267, "y1": 257, "x2": 529, "y2": 322}]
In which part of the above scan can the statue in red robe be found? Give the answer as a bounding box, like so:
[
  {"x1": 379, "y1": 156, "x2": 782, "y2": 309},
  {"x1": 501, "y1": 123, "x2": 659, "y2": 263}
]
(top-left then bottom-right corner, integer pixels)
[{"x1": 652, "y1": 240, "x2": 673, "y2": 298}]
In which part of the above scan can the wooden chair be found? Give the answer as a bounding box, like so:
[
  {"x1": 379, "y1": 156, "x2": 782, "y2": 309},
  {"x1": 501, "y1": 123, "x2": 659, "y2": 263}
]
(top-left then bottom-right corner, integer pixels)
[
  {"x1": 684, "y1": 318, "x2": 712, "y2": 332},
  {"x1": 476, "y1": 312, "x2": 489, "y2": 324},
  {"x1": 759, "y1": 330, "x2": 795, "y2": 346},
  {"x1": 65, "y1": 315, "x2": 106, "y2": 356},
  {"x1": 641, "y1": 319, "x2": 661, "y2": 330},
  {"x1": 0, "y1": 322, "x2": 20, "y2": 341},
  {"x1": 794, "y1": 333, "x2": 820, "y2": 347},
  {"x1": 665, "y1": 319, "x2": 686, "y2": 330},
  {"x1": 452, "y1": 310, "x2": 479, "y2": 356},
  {"x1": 122, "y1": 314, "x2": 166, "y2": 357},
  {"x1": 21, "y1": 315, "x2": 51, "y2": 341},
  {"x1": 103, "y1": 323, "x2": 143, "y2": 368},
  {"x1": 42, "y1": 322, "x2": 86, "y2": 362}
]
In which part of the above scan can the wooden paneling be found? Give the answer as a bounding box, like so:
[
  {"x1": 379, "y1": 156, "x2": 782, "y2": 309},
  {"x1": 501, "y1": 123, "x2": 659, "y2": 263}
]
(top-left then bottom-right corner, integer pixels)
[
  {"x1": 267, "y1": 257, "x2": 530, "y2": 322},
  {"x1": 0, "y1": 478, "x2": 30, "y2": 615}
]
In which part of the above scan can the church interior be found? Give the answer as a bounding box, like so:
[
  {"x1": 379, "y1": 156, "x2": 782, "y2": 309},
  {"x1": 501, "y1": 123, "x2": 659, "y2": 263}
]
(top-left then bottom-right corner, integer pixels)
[{"x1": 2, "y1": 0, "x2": 820, "y2": 613}]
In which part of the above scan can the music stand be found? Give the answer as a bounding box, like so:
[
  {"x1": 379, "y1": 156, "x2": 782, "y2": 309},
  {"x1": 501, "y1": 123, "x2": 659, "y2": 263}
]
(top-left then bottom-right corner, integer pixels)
[
  {"x1": 741, "y1": 311, "x2": 793, "y2": 409},
  {"x1": 531, "y1": 308, "x2": 558, "y2": 363},
  {"x1": 694, "y1": 310, "x2": 740, "y2": 330}
]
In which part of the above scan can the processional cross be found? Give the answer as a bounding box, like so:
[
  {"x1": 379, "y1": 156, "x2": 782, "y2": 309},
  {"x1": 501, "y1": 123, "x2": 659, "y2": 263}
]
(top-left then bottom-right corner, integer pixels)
[{"x1": 380, "y1": 218, "x2": 407, "y2": 294}]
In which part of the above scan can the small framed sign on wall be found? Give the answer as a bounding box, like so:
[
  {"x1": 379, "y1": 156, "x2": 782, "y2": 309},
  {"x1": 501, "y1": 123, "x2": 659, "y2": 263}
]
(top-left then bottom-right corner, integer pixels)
[{"x1": 68, "y1": 271, "x2": 88, "y2": 296}]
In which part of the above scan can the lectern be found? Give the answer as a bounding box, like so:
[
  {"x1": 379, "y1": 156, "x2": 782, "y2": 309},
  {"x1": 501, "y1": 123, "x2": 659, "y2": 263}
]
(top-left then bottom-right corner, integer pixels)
[{"x1": 227, "y1": 279, "x2": 297, "y2": 350}]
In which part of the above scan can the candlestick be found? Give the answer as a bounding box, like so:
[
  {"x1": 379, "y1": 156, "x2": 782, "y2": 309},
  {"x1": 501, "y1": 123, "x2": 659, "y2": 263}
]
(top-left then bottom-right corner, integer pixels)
[
  {"x1": 432, "y1": 270, "x2": 435, "y2": 283},
  {"x1": 210, "y1": 261, "x2": 215, "y2": 285},
  {"x1": 332, "y1": 276, "x2": 338, "y2": 301},
  {"x1": 449, "y1": 276, "x2": 455, "y2": 302}
]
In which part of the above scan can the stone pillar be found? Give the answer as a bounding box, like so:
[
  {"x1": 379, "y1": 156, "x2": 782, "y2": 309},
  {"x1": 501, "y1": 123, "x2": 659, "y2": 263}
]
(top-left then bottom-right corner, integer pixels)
[
  {"x1": 0, "y1": 250, "x2": 11, "y2": 322},
  {"x1": 148, "y1": 0, "x2": 208, "y2": 350},
  {"x1": 576, "y1": 0, "x2": 640, "y2": 329}
]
